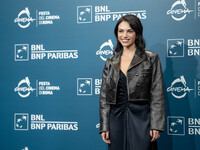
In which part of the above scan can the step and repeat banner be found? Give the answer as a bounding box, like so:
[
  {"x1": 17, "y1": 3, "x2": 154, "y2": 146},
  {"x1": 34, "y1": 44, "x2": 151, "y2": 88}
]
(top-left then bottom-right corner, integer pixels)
[{"x1": 1, "y1": 0, "x2": 200, "y2": 149}]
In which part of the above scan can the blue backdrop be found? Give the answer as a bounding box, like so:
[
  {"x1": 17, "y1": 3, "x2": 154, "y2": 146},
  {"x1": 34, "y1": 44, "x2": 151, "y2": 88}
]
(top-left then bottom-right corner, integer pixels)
[{"x1": 1, "y1": 0, "x2": 200, "y2": 150}]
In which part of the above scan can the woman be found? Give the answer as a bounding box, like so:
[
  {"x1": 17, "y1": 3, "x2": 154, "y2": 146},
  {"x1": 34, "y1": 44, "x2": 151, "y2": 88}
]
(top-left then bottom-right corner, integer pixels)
[{"x1": 99, "y1": 14, "x2": 165, "y2": 150}]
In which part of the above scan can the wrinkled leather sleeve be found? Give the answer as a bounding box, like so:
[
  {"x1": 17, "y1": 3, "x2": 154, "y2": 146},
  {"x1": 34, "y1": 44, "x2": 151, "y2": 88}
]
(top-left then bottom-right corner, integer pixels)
[
  {"x1": 99, "y1": 59, "x2": 110, "y2": 134},
  {"x1": 150, "y1": 54, "x2": 165, "y2": 131}
]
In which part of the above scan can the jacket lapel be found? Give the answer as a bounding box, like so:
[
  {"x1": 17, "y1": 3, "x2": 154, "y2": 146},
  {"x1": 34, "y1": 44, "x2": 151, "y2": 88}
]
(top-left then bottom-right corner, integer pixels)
[
  {"x1": 128, "y1": 49, "x2": 144, "y2": 70},
  {"x1": 110, "y1": 49, "x2": 145, "y2": 72},
  {"x1": 110, "y1": 50, "x2": 122, "y2": 73}
]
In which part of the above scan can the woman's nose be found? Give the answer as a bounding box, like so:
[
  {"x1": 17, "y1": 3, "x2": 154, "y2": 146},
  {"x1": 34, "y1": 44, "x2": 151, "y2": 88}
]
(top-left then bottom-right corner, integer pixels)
[{"x1": 122, "y1": 32, "x2": 127, "y2": 37}]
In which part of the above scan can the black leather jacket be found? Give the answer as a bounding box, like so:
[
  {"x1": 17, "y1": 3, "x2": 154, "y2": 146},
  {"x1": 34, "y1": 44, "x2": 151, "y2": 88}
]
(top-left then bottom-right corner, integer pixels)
[{"x1": 99, "y1": 49, "x2": 165, "y2": 134}]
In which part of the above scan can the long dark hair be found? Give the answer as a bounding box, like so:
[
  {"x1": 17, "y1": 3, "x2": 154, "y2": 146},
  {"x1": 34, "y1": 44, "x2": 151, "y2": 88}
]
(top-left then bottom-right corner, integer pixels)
[{"x1": 114, "y1": 14, "x2": 146, "y2": 56}]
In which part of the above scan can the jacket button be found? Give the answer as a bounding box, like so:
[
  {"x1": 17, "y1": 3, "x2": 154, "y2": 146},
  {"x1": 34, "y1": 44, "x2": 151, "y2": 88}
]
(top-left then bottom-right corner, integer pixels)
[
  {"x1": 135, "y1": 73, "x2": 139, "y2": 76},
  {"x1": 136, "y1": 83, "x2": 140, "y2": 87}
]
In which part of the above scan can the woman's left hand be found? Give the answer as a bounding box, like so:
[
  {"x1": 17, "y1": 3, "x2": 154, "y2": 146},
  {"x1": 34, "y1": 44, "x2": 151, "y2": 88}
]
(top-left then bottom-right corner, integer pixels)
[{"x1": 150, "y1": 129, "x2": 160, "y2": 142}]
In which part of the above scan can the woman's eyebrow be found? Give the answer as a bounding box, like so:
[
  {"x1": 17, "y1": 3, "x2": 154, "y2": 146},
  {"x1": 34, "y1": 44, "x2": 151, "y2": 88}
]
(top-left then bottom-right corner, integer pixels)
[{"x1": 118, "y1": 28, "x2": 132, "y2": 30}]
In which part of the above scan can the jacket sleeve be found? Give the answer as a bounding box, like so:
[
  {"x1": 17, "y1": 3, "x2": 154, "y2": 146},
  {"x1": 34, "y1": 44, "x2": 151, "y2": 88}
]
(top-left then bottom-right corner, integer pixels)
[
  {"x1": 99, "y1": 59, "x2": 110, "y2": 134},
  {"x1": 150, "y1": 54, "x2": 165, "y2": 131}
]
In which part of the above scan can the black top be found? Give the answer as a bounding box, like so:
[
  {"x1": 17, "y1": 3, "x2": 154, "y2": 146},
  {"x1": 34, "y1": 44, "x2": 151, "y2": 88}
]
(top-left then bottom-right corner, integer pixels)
[{"x1": 116, "y1": 70, "x2": 128, "y2": 102}]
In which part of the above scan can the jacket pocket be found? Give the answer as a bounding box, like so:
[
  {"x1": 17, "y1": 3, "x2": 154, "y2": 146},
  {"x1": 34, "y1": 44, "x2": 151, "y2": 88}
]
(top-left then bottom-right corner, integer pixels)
[{"x1": 137, "y1": 68, "x2": 152, "y2": 99}]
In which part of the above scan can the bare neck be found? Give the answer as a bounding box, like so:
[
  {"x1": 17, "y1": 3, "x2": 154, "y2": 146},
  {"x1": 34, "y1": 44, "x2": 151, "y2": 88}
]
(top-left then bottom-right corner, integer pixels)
[{"x1": 122, "y1": 44, "x2": 136, "y2": 56}]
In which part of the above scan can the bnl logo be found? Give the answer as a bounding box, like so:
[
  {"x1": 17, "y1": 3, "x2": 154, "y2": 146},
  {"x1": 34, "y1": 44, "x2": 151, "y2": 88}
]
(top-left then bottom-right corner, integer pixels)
[
  {"x1": 14, "y1": 113, "x2": 29, "y2": 131},
  {"x1": 77, "y1": 78, "x2": 92, "y2": 95},
  {"x1": 15, "y1": 44, "x2": 29, "y2": 61},
  {"x1": 167, "y1": 116, "x2": 185, "y2": 135},
  {"x1": 77, "y1": 6, "x2": 92, "y2": 23},
  {"x1": 167, "y1": 39, "x2": 184, "y2": 57}
]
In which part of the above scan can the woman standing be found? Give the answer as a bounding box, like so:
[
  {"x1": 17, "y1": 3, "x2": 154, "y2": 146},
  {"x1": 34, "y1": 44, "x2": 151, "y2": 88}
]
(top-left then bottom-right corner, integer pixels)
[{"x1": 99, "y1": 14, "x2": 165, "y2": 150}]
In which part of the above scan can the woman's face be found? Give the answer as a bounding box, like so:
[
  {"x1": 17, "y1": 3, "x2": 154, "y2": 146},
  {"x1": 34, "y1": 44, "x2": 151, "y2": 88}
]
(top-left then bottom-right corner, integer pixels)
[{"x1": 117, "y1": 21, "x2": 136, "y2": 49}]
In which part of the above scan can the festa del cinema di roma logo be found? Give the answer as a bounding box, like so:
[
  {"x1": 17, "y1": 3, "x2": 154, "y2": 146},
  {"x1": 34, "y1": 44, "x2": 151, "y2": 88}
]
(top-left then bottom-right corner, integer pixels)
[
  {"x1": 167, "y1": 0, "x2": 194, "y2": 21},
  {"x1": 14, "y1": 77, "x2": 60, "y2": 98},
  {"x1": 14, "y1": 7, "x2": 35, "y2": 28},
  {"x1": 167, "y1": 76, "x2": 194, "y2": 99},
  {"x1": 96, "y1": 39, "x2": 114, "y2": 61},
  {"x1": 14, "y1": 7, "x2": 60, "y2": 28},
  {"x1": 14, "y1": 77, "x2": 35, "y2": 98}
]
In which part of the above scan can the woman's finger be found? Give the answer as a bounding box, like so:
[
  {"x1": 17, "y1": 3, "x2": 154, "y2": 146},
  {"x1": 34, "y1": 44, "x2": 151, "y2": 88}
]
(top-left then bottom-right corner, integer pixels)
[
  {"x1": 151, "y1": 133, "x2": 156, "y2": 142},
  {"x1": 106, "y1": 132, "x2": 109, "y2": 140},
  {"x1": 106, "y1": 132, "x2": 111, "y2": 144}
]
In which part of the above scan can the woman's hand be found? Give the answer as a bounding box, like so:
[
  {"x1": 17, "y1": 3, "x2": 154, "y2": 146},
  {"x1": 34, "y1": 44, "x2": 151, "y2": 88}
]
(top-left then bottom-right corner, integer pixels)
[
  {"x1": 150, "y1": 129, "x2": 160, "y2": 142},
  {"x1": 101, "y1": 131, "x2": 111, "y2": 144}
]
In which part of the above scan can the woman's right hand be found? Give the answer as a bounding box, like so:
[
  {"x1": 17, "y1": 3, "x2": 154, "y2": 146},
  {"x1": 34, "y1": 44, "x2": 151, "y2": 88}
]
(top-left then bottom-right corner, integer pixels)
[{"x1": 101, "y1": 131, "x2": 111, "y2": 144}]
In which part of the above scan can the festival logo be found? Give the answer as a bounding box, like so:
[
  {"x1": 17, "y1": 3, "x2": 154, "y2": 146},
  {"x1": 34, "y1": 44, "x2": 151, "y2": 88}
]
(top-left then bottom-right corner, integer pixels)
[
  {"x1": 15, "y1": 44, "x2": 29, "y2": 61},
  {"x1": 167, "y1": 0, "x2": 194, "y2": 21},
  {"x1": 167, "y1": 39, "x2": 184, "y2": 57},
  {"x1": 14, "y1": 7, "x2": 35, "y2": 28},
  {"x1": 96, "y1": 39, "x2": 114, "y2": 61},
  {"x1": 167, "y1": 76, "x2": 194, "y2": 99},
  {"x1": 14, "y1": 77, "x2": 35, "y2": 98},
  {"x1": 14, "y1": 77, "x2": 60, "y2": 98},
  {"x1": 96, "y1": 123, "x2": 100, "y2": 128},
  {"x1": 14, "y1": 113, "x2": 29, "y2": 130},
  {"x1": 168, "y1": 116, "x2": 185, "y2": 135},
  {"x1": 14, "y1": 7, "x2": 60, "y2": 28},
  {"x1": 77, "y1": 6, "x2": 92, "y2": 23}
]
